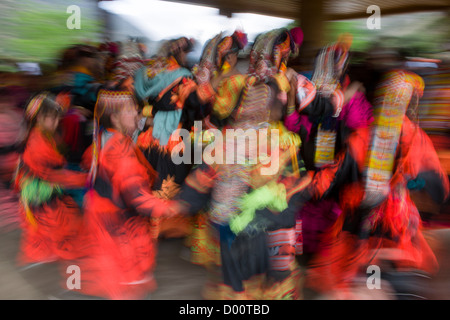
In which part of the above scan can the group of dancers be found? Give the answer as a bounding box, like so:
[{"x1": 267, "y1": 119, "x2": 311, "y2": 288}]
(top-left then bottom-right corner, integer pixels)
[{"x1": 1, "y1": 25, "x2": 449, "y2": 300}]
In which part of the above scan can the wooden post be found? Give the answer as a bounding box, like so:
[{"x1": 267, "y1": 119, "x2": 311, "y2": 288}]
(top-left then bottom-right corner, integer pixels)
[{"x1": 296, "y1": 0, "x2": 327, "y2": 72}]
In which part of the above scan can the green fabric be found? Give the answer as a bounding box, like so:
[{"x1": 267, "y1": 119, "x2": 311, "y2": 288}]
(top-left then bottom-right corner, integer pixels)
[
  {"x1": 229, "y1": 181, "x2": 288, "y2": 235},
  {"x1": 21, "y1": 176, "x2": 63, "y2": 207}
]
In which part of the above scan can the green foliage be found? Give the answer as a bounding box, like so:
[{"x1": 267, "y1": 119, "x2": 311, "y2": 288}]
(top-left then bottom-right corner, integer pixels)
[
  {"x1": 1, "y1": 0, "x2": 102, "y2": 65},
  {"x1": 323, "y1": 13, "x2": 449, "y2": 56}
]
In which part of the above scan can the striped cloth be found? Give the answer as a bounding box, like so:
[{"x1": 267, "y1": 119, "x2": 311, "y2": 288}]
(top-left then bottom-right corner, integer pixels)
[
  {"x1": 363, "y1": 70, "x2": 424, "y2": 207},
  {"x1": 267, "y1": 228, "x2": 296, "y2": 271}
]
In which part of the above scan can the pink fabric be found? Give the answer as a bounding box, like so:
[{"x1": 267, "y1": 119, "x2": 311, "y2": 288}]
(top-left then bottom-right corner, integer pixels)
[
  {"x1": 338, "y1": 91, "x2": 374, "y2": 130},
  {"x1": 290, "y1": 27, "x2": 304, "y2": 47},
  {"x1": 285, "y1": 91, "x2": 373, "y2": 140},
  {"x1": 295, "y1": 199, "x2": 342, "y2": 254},
  {"x1": 284, "y1": 110, "x2": 301, "y2": 133},
  {"x1": 290, "y1": 91, "x2": 373, "y2": 255},
  {"x1": 284, "y1": 111, "x2": 314, "y2": 141}
]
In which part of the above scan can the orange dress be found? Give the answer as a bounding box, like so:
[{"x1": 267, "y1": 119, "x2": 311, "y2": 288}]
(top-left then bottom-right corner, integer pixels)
[
  {"x1": 15, "y1": 127, "x2": 87, "y2": 264},
  {"x1": 75, "y1": 130, "x2": 171, "y2": 299}
]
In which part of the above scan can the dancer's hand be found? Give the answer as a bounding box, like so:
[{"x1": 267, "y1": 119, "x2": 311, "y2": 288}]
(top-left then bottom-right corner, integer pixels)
[
  {"x1": 285, "y1": 67, "x2": 297, "y2": 82},
  {"x1": 158, "y1": 200, "x2": 188, "y2": 218},
  {"x1": 344, "y1": 81, "x2": 365, "y2": 104}
]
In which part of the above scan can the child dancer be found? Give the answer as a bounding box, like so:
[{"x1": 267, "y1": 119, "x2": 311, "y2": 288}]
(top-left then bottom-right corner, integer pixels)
[
  {"x1": 74, "y1": 89, "x2": 178, "y2": 299},
  {"x1": 15, "y1": 92, "x2": 87, "y2": 265}
]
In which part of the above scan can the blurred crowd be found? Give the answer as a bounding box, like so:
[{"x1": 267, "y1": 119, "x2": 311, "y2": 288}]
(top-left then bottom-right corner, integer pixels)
[{"x1": 0, "y1": 25, "x2": 449, "y2": 300}]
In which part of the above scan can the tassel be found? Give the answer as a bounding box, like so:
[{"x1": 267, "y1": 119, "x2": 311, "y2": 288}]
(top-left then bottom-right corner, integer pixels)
[
  {"x1": 280, "y1": 61, "x2": 287, "y2": 74},
  {"x1": 221, "y1": 61, "x2": 231, "y2": 75},
  {"x1": 24, "y1": 202, "x2": 38, "y2": 230}
]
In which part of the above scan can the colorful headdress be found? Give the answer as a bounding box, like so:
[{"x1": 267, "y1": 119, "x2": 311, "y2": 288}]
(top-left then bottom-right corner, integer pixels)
[
  {"x1": 248, "y1": 28, "x2": 297, "y2": 82},
  {"x1": 25, "y1": 93, "x2": 49, "y2": 121},
  {"x1": 215, "y1": 30, "x2": 248, "y2": 69},
  {"x1": 88, "y1": 89, "x2": 138, "y2": 187},
  {"x1": 113, "y1": 41, "x2": 145, "y2": 82},
  {"x1": 310, "y1": 34, "x2": 352, "y2": 117},
  {"x1": 55, "y1": 91, "x2": 72, "y2": 112},
  {"x1": 194, "y1": 32, "x2": 223, "y2": 84},
  {"x1": 311, "y1": 34, "x2": 352, "y2": 96},
  {"x1": 98, "y1": 41, "x2": 120, "y2": 57},
  {"x1": 289, "y1": 27, "x2": 304, "y2": 57},
  {"x1": 25, "y1": 92, "x2": 65, "y2": 121},
  {"x1": 166, "y1": 37, "x2": 195, "y2": 58}
]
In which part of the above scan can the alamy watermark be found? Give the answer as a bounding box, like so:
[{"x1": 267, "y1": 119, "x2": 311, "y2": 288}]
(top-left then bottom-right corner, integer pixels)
[
  {"x1": 66, "y1": 264, "x2": 81, "y2": 290},
  {"x1": 367, "y1": 5, "x2": 381, "y2": 30},
  {"x1": 170, "y1": 121, "x2": 281, "y2": 176},
  {"x1": 366, "y1": 265, "x2": 381, "y2": 289},
  {"x1": 66, "y1": 5, "x2": 81, "y2": 30}
]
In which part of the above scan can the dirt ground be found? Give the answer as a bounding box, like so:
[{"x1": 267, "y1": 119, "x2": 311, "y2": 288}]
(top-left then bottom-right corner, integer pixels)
[{"x1": 1, "y1": 226, "x2": 449, "y2": 300}]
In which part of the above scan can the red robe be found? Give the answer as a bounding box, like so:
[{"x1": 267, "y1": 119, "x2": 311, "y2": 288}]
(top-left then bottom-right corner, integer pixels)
[
  {"x1": 75, "y1": 130, "x2": 171, "y2": 300},
  {"x1": 16, "y1": 127, "x2": 87, "y2": 264}
]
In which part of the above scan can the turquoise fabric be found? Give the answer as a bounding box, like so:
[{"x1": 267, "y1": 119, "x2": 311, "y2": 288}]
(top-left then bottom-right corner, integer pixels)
[
  {"x1": 134, "y1": 65, "x2": 192, "y2": 146},
  {"x1": 134, "y1": 67, "x2": 192, "y2": 101},
  {"x1": 152, "y1": 109, "x2": 183, "y2": 146},
  {"x1": 72, "y1": 72, "x2": 97, "y2": 102}
]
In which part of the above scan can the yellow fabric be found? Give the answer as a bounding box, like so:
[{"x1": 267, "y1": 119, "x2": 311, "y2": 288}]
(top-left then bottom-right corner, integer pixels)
[
  {"x1": 272, "y1": 73, "x2": 291, "y2": 93},
  {"x1": 212, "y1": 74, "x2": 247, "y2": 120}
]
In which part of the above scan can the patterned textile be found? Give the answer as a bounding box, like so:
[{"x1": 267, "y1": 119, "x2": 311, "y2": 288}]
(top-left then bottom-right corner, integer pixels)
[
  {"x1": 134, "y1": 62, "x2": 191, "y2": 103},
  {"x1": 177, "y1": 120, "x2": 309, "y2": 297},
  {"x1": 209, "y1": 164, "x2": 250, "y2": 225},
  {"x1": 311, "y1": 35, "x2": 352, "y2": 98},
  {"x1": 304, "y1": 75, "x2": 449, "y2": 294},
  {"x1": 202, "y1": 268, "x2": 302, "y2": 300},
  {"x1": 215, "y1": 30, "x2": 248, "y2": 70},
  {"x1": 295, "y1": 74, "x2": 317, "y2": 113},
  {"x1": 284, "y1": 38, "x2": 375, "y2": 255},
  {"x1": 362, "y1": 70, "x2": 425, "y2": 207},
  {"x1": 194, "y1": 32, "x2": 223, "y2": 84},
  {"x1": 314, "y1": 124, "x2": 337, "y2": 167},
  {"x1": 267, "y1": 228, "x2": 296, "y2": 271},
  {"x1": 113, "y1": 41, "x2": 145, "y2": 82},
  {"x1": 248, "y1": 28, "x2": 292, "y2": 82},
  {"x1": 230, "y1": 81, "x2": 271, "y2": 129},
  {"x1": 156, "y1": 37, "x2": 194, "y2": 60},
  {"x1": 176, "y1": 26, "x2": 310, "y2": 299}
]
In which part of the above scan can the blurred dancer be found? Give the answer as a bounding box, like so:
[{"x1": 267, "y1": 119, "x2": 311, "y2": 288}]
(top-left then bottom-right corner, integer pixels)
[
  {"x1": 134, "y1": 37, "x2": 198, "y2": 238},
  {"x1": 14, "y1": 92, "x2": 87, "y2": 265},
  {"x1": 111, "y1": 40, "x2": 146, "y2": 92},
  {"x1": 49, "y1": 45, "x2": 106, "y2": 167},
  {"x1": 176, "y1": 28, "x2": 309, "y2": 299},
  {"x1": 285, "y1": 35, "x2": 374, "y2": 258},
  {"x1": 73, "y1": 89, "x2": 177, "y2": 300},
  {"x1": 0, "y1": 91, "x2": 26, "y2": 230},
  {"x1": 184, "y1": 30, "x2": 249, "y2": 265},
  {"x1": 54, "y1": 45, "x2": 104, "y2": 112},
  {"x1": 305, "y1": 69, "x2": 449, "y2": 299},
  {"x1": 199, "y1": 30, "x2": 249, "y2": 129},
  {"x1": 413, "y1": 62, "x2": 450, "y2": 220}
]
